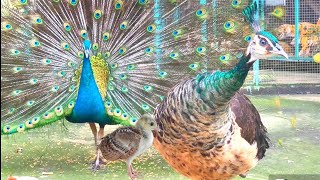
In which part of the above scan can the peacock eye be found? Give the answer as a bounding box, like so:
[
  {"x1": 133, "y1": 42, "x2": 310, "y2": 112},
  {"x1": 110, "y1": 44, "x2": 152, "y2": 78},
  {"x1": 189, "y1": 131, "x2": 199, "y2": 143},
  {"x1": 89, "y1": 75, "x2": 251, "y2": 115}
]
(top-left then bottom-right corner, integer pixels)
[
  {"x1": 259, "y1": 38, "x2": 267, "y2": 46},
  {"x1": 150, "y1": 122, "x2": 154, "y2": 126}
]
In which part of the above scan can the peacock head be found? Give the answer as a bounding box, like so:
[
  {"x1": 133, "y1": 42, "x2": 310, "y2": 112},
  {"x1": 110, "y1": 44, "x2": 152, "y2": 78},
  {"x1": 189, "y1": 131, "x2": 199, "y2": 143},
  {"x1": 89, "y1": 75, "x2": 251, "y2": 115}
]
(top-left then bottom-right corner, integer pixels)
[
  {"x1": 83, "y1": 39, "x2": 92, "y2": 58},
  {"x1": 246, "y1": 31, "x2": 288, "y2": 63}
]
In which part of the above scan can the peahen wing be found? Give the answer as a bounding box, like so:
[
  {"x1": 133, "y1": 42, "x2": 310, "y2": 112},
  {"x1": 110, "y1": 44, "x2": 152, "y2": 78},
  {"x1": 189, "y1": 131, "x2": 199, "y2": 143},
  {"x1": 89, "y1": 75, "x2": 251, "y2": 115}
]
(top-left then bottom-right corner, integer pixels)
[
  {"x1": 99, "y1": 126, "x2": 142, "y2": 161},
  {"x1": 1, "y1": 0, "x2": 255, "y2": 134}
]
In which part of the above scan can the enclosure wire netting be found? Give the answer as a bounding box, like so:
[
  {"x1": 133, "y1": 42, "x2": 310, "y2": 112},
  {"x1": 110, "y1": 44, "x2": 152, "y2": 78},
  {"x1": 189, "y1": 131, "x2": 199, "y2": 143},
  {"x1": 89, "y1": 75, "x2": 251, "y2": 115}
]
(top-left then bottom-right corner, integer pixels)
[{"x1": 245, "y1": 0, "x2": 320, "y2": 86}]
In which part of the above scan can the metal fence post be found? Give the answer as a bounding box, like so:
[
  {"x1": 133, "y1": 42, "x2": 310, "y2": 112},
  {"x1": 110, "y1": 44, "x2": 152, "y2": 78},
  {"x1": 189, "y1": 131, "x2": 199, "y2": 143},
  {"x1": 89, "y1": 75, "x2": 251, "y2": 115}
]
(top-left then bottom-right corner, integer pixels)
[{"x1": 294, "y1": 0, "x2": 300, "y2": 57}]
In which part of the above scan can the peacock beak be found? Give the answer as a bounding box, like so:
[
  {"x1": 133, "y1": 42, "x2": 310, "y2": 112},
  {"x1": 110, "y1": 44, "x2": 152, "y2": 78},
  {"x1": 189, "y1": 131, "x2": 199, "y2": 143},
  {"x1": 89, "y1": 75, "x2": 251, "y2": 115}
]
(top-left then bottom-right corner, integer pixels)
[{"x1": 85, "y1": 49, "x2": 90, "y2": 58}]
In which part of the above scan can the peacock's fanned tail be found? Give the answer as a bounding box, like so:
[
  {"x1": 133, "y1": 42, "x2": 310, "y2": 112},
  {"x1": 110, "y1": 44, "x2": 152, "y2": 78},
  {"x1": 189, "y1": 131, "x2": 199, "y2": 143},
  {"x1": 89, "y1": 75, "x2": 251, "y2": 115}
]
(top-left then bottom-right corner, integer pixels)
[{"x1": 1, "y1": 0, "x2": 255, "y2": 135}]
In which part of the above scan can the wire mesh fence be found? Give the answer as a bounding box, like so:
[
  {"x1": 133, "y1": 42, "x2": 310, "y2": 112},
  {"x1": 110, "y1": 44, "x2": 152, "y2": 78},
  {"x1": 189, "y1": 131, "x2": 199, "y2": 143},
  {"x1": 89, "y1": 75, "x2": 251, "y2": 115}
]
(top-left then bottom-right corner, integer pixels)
[{"x1": 245, "y1": 0, "x2": 320, "y2": 87}]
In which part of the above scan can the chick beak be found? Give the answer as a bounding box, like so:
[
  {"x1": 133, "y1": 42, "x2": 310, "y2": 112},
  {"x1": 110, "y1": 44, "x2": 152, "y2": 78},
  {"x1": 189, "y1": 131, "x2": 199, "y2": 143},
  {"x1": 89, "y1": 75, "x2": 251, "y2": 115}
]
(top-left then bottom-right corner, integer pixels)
[{"x1": 153, "y1": 126, "x2": 161, "y2": 133}]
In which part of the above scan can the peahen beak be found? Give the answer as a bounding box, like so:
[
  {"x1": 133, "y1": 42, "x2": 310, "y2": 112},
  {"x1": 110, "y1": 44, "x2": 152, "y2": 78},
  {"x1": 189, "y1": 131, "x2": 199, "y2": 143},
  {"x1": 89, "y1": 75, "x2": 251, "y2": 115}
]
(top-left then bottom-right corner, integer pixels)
[
  {"x1": 275, "y1": 48, "x2": 289, "y2": 59},
  {"x1": 272, "y1": 44, "x2": 289, "y2": 59}
]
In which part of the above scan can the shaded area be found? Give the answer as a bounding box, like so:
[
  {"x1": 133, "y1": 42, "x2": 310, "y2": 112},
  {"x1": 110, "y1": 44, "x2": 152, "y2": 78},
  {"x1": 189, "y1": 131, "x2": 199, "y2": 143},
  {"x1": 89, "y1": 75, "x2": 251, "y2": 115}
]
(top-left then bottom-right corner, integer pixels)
[{"x1": 1, "y1": 95, "x2": 320, "y2": 180}]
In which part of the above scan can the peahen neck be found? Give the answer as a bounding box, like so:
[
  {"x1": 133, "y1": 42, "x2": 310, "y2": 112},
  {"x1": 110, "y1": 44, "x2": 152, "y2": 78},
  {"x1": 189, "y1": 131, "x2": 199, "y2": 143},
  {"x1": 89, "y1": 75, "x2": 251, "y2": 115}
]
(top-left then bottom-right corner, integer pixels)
[
  {"x1": 66, "y1": 56, "x2": 111, "y2": 125},
  {"x1": 196, "y1": 54, "x2": 251, "y2": 103},
  {"x1": 191, "y1": 54, "x2": 252, "y2": 130}
]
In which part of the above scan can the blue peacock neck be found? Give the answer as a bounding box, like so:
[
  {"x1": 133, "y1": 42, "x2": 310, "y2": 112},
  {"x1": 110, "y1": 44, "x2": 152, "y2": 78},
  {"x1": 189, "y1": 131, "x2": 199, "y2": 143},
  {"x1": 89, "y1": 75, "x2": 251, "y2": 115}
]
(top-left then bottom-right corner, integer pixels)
[{"x1": 66, "y1": 56, "x2": 111, "y2": 125}]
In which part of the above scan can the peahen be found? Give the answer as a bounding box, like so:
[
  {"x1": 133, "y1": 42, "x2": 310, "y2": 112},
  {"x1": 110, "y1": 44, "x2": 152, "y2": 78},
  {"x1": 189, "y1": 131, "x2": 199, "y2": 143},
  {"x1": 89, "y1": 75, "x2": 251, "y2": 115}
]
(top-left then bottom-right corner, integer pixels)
[
  {"x1": 1, "y1": 0, "x2": 287, "y2": 174},
  {"x1": 153, "y1": 1, "x2": 288, "y2": 180}
]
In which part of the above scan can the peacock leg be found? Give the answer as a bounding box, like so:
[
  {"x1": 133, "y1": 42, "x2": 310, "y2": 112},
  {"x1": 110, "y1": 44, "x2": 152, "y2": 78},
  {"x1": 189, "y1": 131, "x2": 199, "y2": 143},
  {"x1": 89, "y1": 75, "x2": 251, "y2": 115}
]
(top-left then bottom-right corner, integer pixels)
[
  {"x1": 92, "y1": 150, "x2": 102, "y2": 171},
  {"x1": 97, "y1": 125, "x2": 104, "y2": 141},
  {"x1": 96, "y1": 125, "x2": 106, "y2": 165},
  {"x1": 89, "y1": 123, "x2": 98, "y2": 146},
  {"x1": 91, "y1": 124, "x2": 106, "y2": 170},
  {"x1": 89, "y1": 123, "x2": 100, "y2": 170}
]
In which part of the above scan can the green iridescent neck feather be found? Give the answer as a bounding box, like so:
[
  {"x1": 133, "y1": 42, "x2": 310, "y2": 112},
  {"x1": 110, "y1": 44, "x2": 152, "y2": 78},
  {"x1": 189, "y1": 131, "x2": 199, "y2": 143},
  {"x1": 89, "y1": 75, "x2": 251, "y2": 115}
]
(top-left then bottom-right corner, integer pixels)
[{"x1": 196, "y1": 54, "x2": 251, "y2": 104}]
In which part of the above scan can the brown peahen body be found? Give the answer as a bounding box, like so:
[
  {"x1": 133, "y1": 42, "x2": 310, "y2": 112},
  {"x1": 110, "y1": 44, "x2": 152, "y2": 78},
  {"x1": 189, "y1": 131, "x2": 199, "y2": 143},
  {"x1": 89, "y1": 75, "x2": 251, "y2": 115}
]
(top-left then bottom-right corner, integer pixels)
[
  {"x1": 152, "y1": 2, "x2": 288, "y2": 178},
  {"x1": 153, "y1": 75, "x2": 270, "y2": 180}
]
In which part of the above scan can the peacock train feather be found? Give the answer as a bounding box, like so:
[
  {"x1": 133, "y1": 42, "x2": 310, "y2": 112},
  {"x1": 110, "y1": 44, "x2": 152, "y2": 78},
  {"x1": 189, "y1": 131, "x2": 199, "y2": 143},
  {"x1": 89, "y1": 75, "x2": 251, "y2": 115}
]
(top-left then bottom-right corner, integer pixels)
[{"x1": 1, "y1": 0, "x2": 257, "y2": 135}]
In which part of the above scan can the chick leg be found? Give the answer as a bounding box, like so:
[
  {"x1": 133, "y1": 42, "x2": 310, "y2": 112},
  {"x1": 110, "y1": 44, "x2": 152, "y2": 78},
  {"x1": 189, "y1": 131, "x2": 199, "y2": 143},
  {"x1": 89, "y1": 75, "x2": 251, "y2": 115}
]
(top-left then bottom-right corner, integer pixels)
[
  {"x1": 130, "y1": 164, "x2": 138, "y2": 176},
  {"x1": 127, "y1": 160, "x2": 138, "y2": 180}
]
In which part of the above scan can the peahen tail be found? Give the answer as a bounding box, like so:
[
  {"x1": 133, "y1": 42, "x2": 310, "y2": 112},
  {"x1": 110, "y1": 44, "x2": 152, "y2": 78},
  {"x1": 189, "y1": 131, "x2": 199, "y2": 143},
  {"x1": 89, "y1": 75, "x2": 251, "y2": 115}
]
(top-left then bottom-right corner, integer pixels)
[{"x1": 1, "y1": 0, "x2": 256, "y2": 135}]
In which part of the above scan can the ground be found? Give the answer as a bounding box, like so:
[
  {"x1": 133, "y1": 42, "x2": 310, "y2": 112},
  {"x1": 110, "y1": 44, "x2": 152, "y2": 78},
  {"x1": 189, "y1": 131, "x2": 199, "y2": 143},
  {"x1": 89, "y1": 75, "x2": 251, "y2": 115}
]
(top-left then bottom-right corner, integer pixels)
[{"x1": 1, "y1": 95, "x2": 320, "y2": 180}]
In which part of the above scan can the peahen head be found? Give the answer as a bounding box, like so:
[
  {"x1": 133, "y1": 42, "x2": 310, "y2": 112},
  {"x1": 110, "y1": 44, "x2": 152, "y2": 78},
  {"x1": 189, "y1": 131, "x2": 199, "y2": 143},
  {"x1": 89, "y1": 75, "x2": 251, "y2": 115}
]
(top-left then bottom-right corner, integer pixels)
[
  {"x1": 242, "y1": 1, "x2": 288, "y2": 64},
  {"x1": 83, "y1": 39, "x2": 92, "y2": 58},
  {"x1": 246, "y1": 31, "x2": 288, "y2": 64}
]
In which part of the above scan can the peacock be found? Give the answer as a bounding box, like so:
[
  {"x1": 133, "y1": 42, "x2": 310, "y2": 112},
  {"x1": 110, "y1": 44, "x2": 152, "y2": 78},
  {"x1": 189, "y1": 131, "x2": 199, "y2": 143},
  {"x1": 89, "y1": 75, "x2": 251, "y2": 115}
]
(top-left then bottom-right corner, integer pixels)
[
  {"x1": 153, "y1": 1, "x2": 288, "y2": 180},
  {"x1": 1, "y1": 0, "x2": 287, "y2": 174}
]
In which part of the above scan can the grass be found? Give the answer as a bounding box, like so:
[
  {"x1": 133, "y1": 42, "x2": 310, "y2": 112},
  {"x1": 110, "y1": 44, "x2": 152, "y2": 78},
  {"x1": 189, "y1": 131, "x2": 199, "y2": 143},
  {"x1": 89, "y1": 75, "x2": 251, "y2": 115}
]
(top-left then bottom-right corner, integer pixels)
[{"x1": 1, "y1": 95, "x2": 320, "y2": 180}]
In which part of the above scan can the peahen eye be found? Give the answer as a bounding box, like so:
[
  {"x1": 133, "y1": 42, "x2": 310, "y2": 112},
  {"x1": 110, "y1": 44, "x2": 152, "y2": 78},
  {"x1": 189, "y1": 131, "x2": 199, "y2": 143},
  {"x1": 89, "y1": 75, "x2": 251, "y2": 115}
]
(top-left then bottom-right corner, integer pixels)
[
  {"x1": 150, "y1": 122, "x2": 154, "y2": 126},
  {"x1": 259, "y1": 39, "x2": 267, "y2": 46}
]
